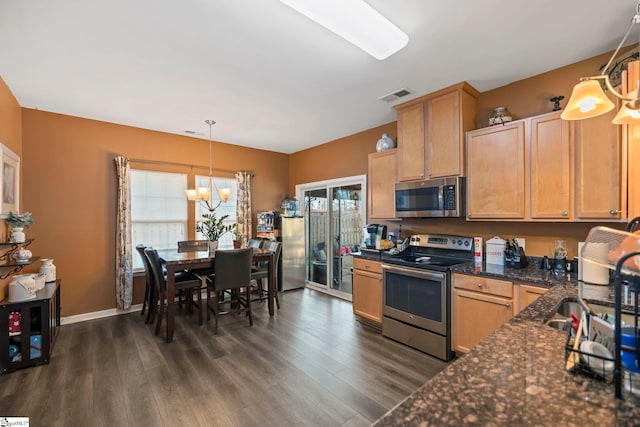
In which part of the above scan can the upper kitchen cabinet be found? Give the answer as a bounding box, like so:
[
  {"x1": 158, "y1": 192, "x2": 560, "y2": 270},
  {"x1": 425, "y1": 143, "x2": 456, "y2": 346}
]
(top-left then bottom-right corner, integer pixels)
[
  {"x1": 573, "y1": 99, "x2": 624, "y2": 221},
  {"x1": 466, "y1": 120, "x2": 526, "y2": 219},
  {"x1": 395, "y1": 82, "x2": 479, "y2": 181},
  {"x1": 368, "y1": 149, "x2": 397, "y2": 220},
  {"x1": 396, "y1": 102, "x2": 425, "y2": 181},
  {"x1": 466, "y1": 108, "x2": 625, "y2": 222},
  {"x1": 529, "y1": 112, "x2": 572, "y2": 220}
]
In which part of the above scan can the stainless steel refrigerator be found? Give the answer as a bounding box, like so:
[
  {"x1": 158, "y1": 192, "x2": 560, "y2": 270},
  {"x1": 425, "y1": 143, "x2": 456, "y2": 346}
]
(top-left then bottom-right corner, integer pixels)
[{"x1": 280, "y1": 217, "x2": 305, "y2": 291}]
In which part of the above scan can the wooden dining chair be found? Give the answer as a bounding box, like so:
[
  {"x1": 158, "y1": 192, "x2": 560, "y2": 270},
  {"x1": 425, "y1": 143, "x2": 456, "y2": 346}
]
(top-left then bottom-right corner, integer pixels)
[
  {"x1": 144, "y1": 247, "x2": 204, "y2": 336},
  {"x1": 135, "y1": 244, "x2": 154, "y2": 323},
  {"x1": 251, "y1": 241, "x2": 282, "y2": 309},
  {"x1": 206, "y1": 248, "x2": 253, "y2": 334},
  {"x1": 247, "y1": 238, "x2": 264, "y2": 249}
]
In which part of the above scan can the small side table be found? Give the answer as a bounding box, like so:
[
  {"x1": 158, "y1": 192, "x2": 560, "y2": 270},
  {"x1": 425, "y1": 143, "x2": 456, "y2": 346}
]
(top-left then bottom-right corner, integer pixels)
[{"x1": 0, "y1": 280, "x2": 61, "y2": 374}]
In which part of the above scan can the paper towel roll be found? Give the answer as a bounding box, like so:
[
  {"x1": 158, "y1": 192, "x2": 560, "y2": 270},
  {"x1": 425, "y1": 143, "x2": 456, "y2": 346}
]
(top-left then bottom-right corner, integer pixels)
[{"x1": 579, "y1": 241, "x2": 610, "y2": 285}]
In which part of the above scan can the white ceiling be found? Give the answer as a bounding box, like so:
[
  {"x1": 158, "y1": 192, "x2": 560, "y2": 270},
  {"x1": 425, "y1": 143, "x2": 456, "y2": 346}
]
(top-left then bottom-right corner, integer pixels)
[{"x1": 0, "y1": 0, "x2": 635, "y2": 154}]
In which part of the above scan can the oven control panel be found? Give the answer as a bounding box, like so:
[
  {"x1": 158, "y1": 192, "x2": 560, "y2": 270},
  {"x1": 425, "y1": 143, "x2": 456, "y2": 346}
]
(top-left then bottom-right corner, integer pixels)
[{"x1": 409, "y1": 234, "x2": 473, "y2": 251}]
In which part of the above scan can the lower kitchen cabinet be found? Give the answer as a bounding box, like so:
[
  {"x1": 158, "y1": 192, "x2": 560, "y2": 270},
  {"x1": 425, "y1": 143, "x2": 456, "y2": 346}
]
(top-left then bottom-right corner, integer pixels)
[
  {"x1": 352, "y1": 258, "x2": 383, "y2": 327},
  {"x1": 515, "y1": 282, "x2": 546, "y2": 313},
  {"x1": 452, "y1": 274, "x2": 513, "y2": 353},
  {"x1": 0, "y1": 280, "x2": 61, "y2": 374}
]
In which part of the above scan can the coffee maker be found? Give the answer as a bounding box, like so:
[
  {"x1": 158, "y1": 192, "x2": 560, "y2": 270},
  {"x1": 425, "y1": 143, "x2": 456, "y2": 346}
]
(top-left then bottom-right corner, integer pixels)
[{"x1": 363, "y1": 224, "x2": 387, "y2": 249}]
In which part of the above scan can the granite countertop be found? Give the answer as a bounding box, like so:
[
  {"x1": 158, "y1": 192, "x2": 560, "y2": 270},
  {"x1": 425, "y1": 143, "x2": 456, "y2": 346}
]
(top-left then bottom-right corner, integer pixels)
[{"x1": 373, "y1": 260, "x2": 640, "y2": 426}]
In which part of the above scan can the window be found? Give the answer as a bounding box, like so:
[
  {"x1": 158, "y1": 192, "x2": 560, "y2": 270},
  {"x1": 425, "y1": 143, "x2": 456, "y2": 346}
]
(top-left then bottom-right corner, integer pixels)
[
  {"x1": 131, "y1": 170, "x2": 188, "y2": 270},
  {"x1": 194, "y1": 175, "x2": 237, "y2": 250}
]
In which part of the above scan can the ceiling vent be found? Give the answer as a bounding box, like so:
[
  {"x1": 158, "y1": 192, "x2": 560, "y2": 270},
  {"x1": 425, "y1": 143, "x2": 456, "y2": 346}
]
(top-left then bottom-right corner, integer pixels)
[{"x1": 378, "y1": 88, "x2": 414, "y2": 103}]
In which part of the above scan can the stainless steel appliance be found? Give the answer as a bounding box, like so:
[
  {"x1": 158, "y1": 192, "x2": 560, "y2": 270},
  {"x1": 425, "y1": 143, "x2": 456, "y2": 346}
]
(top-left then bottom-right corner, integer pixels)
[
  {"x1": 395, "y1": 176, "x2": 466, "y2": 218},
  {"x1": 281, "y1": 217, "x2": 305, "y2": 291},
  {"x1": 363, "y1": 224, "x2": 387, "y2": 249},
  {"x1": 382, "y1": 234, "x2": 474, "y2": 361}
]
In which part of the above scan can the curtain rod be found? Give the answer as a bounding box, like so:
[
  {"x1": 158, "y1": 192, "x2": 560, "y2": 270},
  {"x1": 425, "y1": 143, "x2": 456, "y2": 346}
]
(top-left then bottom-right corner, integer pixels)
[{"x1": 128, "y1": 158, "x2": 254, "y2": 177}]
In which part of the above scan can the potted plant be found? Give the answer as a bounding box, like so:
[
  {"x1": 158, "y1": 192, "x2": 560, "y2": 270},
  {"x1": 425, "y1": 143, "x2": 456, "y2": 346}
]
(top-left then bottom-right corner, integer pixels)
[
  {"x1": 6, "y1": 211, "x2": 34, "y2": 243},
  {"x1": 231, "y1": 224, "x2": 244, "y2": 249},
  {"x1": 195, "y1": 213, "x2": 234, "y2": 251}
]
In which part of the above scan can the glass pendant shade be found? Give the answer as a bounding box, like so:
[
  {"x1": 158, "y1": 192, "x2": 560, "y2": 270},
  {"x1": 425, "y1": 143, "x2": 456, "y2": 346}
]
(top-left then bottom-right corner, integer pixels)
[
  {"x1": 561, "y1": 79, "x2": 615, "y2": 120},
  {"x1": 185, "y1": 189, "x2": 198, "y2": 201},
  {"x1": 196, "y1": 186, "x2": 211, "y2": 200},
  {"x1": 613, "y1": 102, "x2": 640, "y2": 124},
  {"x1": 218, "y1": 187, "x2": 232, "y2": 201}
]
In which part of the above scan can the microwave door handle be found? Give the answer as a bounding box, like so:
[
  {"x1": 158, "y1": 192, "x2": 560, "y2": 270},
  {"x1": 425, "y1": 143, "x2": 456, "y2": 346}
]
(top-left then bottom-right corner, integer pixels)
[{"x1": 438, "y1": 184, "x2": 445, "y2": 211}]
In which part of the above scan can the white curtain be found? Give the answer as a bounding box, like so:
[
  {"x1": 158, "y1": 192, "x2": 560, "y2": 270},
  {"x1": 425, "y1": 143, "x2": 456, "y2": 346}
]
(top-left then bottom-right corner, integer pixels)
[
  {"x1": 114, "y1": 156, "x2": 133, "y2": 309},
  {"x1": 235, "y1": 171, "x2": 252, "y2": 242}
]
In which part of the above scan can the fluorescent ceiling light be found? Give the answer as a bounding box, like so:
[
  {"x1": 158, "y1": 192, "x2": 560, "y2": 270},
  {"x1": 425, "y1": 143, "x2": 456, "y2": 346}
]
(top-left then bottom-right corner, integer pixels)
[{"x1": 279, "y1": 0, "x2": 409, "y2": 60}]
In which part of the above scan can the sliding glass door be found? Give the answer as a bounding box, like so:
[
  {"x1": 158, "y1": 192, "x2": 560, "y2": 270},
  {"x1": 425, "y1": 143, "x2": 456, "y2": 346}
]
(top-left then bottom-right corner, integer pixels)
[{"x1": 297, "y1": 175, "x2": 366, "y2": 300}]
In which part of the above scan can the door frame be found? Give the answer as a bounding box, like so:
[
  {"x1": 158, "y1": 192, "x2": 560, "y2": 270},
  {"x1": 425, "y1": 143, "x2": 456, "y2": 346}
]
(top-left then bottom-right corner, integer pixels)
[{"x1": 296, "y1": 175, "x2": 367, "y2": 301}]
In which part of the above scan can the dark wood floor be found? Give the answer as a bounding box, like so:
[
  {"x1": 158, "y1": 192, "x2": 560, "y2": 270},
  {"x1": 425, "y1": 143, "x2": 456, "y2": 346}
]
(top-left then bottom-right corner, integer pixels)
[{"x1": 0, "y1": 288, "x2": 449, "y2": 426}]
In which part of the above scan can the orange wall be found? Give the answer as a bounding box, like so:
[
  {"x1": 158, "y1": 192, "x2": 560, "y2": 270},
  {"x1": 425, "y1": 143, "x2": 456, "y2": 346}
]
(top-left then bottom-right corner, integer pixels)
[
  {"x1": 0, "y1": 76, "x2": 22, "y2": 298},
  {"x1": 476, "y1": 51, "x2": 614, "y2": 127},
  {"x1": 21, "y1": 110, "x2": 288, "y2": 316},
  {"x1": 289, "y1": 122, "x2": 397, "y2": 194}
]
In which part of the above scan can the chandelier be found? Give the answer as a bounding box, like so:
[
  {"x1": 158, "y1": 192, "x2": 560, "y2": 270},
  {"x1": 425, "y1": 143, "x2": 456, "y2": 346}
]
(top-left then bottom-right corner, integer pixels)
[
  {"x1": 185, "y1": 119, "x2": 232, "y2": 211},
  {"x1": 561, "y1": 1, "x2": 640, "y2": 124}
]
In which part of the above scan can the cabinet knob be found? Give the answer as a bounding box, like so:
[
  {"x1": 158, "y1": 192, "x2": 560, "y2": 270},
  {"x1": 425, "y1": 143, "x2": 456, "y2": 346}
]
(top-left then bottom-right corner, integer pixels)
[
  {"x1": 562, "y1": 211, "x2": 568, "y2": 217},
  {"x1": 505, "y1": 303, "x2": 511, "y2": 309},
  {"x1": 364, "y1": 265, "x2": 370, "y2": 269},
  {"x1": 609, "y1": 209, "x2": 621, "y2": 216},
  {"x1": 477, "y1": 283, "x2": 482, "y2": 288}
]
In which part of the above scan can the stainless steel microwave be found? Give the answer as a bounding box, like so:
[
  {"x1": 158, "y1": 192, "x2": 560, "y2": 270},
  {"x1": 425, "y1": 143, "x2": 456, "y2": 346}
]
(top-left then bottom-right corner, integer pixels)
[{"x1": 395, "y1": 177, "x2": 466, "y2": 218}]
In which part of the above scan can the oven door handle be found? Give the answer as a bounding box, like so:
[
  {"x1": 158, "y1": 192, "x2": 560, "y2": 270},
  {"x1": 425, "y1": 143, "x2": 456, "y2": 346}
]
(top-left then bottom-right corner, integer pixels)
[{"x1": 382, "y1": 264, "x2": 446, "y2": 281}]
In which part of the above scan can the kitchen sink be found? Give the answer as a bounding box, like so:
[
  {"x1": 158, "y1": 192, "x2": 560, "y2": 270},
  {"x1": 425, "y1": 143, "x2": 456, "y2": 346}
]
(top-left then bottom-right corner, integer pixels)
[{"x1": 546, "y1": 299, "x2": 636, "y2": 330}]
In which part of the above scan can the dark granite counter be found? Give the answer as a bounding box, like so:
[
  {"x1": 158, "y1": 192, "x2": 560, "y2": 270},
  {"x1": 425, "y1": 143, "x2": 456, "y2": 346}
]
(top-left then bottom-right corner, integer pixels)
[{"x1": 373, "y1": 261, "x2": 640, "y2": 426}]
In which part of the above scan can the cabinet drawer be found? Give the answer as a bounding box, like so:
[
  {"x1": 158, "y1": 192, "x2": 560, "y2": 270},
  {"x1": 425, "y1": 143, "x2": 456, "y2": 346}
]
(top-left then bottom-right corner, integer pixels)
[
  {"x1": 453, "y1": 273, "x2": 513, "y2": 298},
  {"x1": 353, "y1": 258, "x2": 383, "y2": 274}
]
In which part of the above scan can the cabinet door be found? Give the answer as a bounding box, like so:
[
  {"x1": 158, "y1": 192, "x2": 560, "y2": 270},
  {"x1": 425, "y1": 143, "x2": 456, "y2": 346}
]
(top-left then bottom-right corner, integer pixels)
[
  {"x1": 466, "y1": 121, "x2": 526, "y2": 219},
  {"x1": 426, "y1": 90, "x2": 461, "y2": 178},
  {"x1": 529, "y1": 112, "x2": 572, "y2": 219},
  {"x1": 368, "y1": 150, "x2": 397, "y2": 219},
  {"x1": 396, "y1": 103, "x2": 425, "y2": 181},
  {"x1": 516, "y1": 283, "x2": 546, "y2": 313},
  {"x1": 626, "y1": 61, "x2": 640, "y2": 220},
  {"x1": 574, "y1": 103, "x2": 623, "y2": 220},
  {"x1": 452, "y1": 289, "x2": 513, "y2": 353},
  {"x1": 352, "y1": 269, "x2": 382, "y2": 324}
]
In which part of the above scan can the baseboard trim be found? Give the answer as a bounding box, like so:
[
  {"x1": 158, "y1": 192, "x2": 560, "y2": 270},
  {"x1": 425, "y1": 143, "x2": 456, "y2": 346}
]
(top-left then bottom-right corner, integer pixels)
[{"x1": 61, "y1": 303, "x2": 143, "y2": 325}]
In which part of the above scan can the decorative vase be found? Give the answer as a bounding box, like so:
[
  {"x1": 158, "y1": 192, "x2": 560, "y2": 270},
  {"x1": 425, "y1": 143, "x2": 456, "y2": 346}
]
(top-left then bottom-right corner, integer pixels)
[
  {"x1": 12, "y1": 247, "x2": 32, "y2": 263},
  {"x1": 233, "y1": 240, "x2": 241, "y2": 249},
  {"x1": 11, "y1": 227, "x2": 25, "y2": 243},
  {"x1": 208, "y1": 241, "x2": 218, "y2": 255},
  {"x1": 40, "y1": 258, "x2": 57, "y2": 282},
  {"x1": 376, "y1": 133, "x2": 396, "y2": 152}
]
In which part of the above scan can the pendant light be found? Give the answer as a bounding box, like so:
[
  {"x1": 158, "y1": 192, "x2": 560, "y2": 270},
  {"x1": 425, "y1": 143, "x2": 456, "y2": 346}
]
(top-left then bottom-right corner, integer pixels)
[
  {"x1": 562, "y1": 1, "x2": 640, "y2": 124},
  {"x1": 185, "y1": 120, "x2": 231, "y2": 212}
]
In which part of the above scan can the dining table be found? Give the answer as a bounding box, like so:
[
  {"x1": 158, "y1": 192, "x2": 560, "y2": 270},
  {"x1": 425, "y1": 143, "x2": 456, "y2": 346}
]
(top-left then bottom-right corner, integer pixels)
[{"x1": 157, "y1": 247, "x2": 276, "y2": 343}]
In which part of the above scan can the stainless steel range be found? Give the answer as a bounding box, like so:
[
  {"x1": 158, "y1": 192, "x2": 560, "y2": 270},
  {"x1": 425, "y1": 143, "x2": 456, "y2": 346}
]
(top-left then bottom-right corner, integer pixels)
[{"x1": 382, "y1": 234, "x2": 473, "y2": 361}]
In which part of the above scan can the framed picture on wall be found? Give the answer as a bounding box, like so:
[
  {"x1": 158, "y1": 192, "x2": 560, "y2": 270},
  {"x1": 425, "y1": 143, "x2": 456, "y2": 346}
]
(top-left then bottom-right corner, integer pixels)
[{"x1": 0, "y1": 143, "x2": 20, "y2": 218}]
